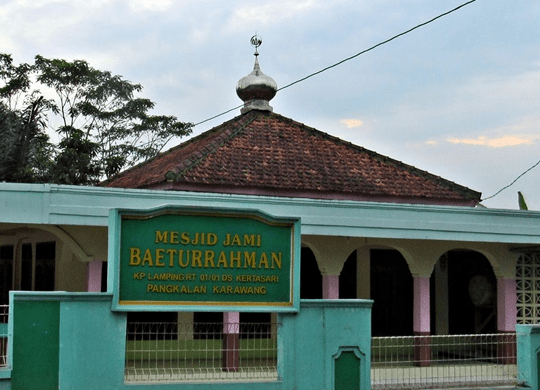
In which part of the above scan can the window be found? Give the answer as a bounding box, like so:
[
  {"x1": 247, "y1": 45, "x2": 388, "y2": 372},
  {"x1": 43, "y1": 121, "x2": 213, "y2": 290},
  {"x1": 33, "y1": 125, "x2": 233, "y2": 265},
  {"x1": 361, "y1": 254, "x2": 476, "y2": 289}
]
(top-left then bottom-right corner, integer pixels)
[
  {"x1": 0, "y1": 246, "x2": 13, "y2": 306},
  {"x1": 34, "y1": 242, "x2": 56, "y2": 291},
  {"x1": 0, "y1": 241, "x2": 56, "y2": 304}
]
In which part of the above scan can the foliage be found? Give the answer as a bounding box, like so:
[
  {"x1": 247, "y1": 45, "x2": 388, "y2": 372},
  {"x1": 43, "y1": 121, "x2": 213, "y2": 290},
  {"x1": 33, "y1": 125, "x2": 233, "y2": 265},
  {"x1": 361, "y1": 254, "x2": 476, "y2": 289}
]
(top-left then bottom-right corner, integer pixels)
[
  {"x1": 518, "y1": 191, "x2": 528, "y2": 210},
  {"x1": 0, "y1": 54, "x2": 192, "y2": 185}
]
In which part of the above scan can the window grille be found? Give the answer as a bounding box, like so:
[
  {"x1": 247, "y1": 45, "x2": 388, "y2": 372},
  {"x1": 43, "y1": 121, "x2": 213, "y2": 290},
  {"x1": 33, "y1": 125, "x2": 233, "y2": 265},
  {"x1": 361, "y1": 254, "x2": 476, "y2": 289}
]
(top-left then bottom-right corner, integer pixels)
[{"x1": 517, "y1": 253, "x2": 540, "y2": 324}]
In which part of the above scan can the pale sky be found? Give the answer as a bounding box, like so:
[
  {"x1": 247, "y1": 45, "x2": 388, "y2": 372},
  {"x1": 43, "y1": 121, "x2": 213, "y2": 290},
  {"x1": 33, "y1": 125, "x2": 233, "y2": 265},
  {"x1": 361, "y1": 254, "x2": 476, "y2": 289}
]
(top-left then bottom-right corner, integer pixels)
[{"x1": 1, "y1": 0, "x2": 539, "y2": 210}]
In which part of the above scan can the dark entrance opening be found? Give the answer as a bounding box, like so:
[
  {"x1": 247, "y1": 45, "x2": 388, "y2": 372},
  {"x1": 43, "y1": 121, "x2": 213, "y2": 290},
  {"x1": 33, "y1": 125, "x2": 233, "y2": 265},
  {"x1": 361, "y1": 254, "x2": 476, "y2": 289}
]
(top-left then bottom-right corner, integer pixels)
[
  {"x1": 340, "y1": 251, "x2": 357, "y2": 299},
  {"x1": 447, "y1": 250, "x2": 496, "y2": 334},
  {"x1": 370, "y1": 249, "x2": 413, "y2": 336},
  {"x1": 300, "y1": 247, "x2": 322, "y2": 299}
]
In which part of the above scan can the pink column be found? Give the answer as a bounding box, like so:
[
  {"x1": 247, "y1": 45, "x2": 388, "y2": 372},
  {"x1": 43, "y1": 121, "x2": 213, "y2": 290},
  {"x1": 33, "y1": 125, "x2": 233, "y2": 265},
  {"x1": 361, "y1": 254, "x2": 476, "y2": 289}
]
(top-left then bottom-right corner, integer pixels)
[
  {"x1": 413, "y1": 277, "x2": 430, "y2": 334},
  {"x1": 497, "y1": 278, "x2": 517, "y2": 332},
  {"x1": 497, "y1": 278, "x2": 517, "y2": 364},
  {"x1": 223, "y1": 312, "x2": 240, "y2": 371},
  {"x1": 322, "y1": 275, "x2": 339, "y2": 299},
  {"x1": 413, "y1": 276, "x2": 431, "y2": 367},
  {"x1": 85, "y1": 260, "x2": 102, "y2": 292}
]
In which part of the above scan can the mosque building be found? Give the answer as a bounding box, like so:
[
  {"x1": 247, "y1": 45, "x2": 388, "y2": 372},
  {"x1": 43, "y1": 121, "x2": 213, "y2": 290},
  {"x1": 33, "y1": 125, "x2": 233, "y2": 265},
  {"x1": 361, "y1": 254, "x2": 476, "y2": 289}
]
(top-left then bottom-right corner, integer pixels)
[
  {"x1": 1, "y1": 41, "x2": 539, "y2": 389},
  {"x1": 103, "y1": 45, "x2": 512, "y2": 338}
]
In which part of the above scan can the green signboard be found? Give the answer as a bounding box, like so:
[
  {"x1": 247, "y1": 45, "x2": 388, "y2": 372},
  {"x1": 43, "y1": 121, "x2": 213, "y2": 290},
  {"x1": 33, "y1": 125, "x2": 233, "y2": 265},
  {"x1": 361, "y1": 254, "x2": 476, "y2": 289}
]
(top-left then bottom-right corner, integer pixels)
[{"x1": 110, "y1": 207, "x2": 300, "y2": 312}]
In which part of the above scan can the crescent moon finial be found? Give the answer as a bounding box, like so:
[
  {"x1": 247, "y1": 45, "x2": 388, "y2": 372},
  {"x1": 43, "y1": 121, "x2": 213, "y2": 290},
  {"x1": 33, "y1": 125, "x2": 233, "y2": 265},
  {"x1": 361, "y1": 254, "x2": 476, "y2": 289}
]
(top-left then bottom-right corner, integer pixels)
[{"x1": 250, "y1": 34, "x2": 262, "y2": 56}]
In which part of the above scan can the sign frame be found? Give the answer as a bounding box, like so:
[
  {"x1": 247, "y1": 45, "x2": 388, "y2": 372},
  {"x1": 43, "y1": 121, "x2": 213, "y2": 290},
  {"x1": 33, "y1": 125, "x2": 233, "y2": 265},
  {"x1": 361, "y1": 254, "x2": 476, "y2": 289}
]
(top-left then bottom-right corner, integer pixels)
[{"x1": 109, "y1": 205, "x2": 300, "y2": 312}]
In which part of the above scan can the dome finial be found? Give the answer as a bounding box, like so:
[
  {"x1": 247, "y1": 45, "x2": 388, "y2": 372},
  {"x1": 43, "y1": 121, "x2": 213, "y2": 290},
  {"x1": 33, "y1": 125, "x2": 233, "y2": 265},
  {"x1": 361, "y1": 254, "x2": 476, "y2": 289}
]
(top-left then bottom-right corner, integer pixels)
[
  {"x1": 250, "y1": 34, "x2": 262, "y2": 57},
  {"x1": 236, "y1": 35, "x2": 277, "y2": 114}
]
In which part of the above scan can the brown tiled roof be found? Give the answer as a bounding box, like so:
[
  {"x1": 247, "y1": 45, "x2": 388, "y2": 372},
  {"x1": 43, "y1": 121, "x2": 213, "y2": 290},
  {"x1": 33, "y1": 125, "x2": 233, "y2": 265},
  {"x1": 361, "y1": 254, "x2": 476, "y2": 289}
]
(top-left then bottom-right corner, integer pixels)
[{"x1": 103, "y1": 110, "x2": 481, "y2": 206}]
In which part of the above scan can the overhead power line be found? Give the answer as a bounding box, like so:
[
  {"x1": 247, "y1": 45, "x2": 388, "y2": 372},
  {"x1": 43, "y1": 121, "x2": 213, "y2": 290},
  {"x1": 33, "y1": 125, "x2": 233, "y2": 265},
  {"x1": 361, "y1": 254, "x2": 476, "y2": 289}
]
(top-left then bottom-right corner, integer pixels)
[
  {"x1": 482, "y1": 159, "x2": 540, "y2": 202},
  {"x1": 277, "y1": 0, "x2": 478, "y2": 92},
  {"x1": 193, "y1": 0, "x2": 478, "y2": 127}
]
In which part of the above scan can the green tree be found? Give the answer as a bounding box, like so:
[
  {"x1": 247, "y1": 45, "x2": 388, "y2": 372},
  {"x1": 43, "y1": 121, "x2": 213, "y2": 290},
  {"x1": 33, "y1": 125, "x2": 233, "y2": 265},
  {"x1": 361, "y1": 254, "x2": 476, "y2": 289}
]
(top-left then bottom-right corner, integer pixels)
[
  {"x1": 0, "y1": 53, "x2": 33, "y2": 108},
  {"x1": 0, "y1": 54, "x2": 54, "y2": 182},
  {"x1": 0, "y1": 54, "x2": 192, "y2": 184},
  {"x1": 0, "y1": 99, "x2": 54, "y2": 183}
]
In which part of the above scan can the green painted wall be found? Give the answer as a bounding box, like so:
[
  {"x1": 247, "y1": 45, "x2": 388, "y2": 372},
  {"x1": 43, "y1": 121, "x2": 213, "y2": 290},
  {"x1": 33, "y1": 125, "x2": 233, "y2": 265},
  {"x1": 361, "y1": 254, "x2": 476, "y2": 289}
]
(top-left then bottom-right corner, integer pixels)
[
  {"x1": 12, "y1": 300, "x2": 60, "y2": 390},
  {"x1": 281, "y1": 300, "x2": 372, "y2": 390},
  {"x1": 517, "y1": 324, "x2": 540, "y2": 389},
  {"x1": 10, "y1": 293, "x2": 127, "y2": 390},
  {"x1": 58, "y1": 299, "x2": 126, "y2": 390},
  {"x1": 9, "y1": 293, "x2": 372, "y2": 390}
]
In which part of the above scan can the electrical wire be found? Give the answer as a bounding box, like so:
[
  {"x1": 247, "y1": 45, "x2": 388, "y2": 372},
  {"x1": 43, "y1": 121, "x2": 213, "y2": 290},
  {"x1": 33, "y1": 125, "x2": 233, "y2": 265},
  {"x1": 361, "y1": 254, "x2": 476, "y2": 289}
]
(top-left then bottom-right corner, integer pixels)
[
  {"x1": 481, "y1": 159, "x2": 540, "y2": 202},
  {"x1": 193, "y1": 104, "x2": 244, "y2": 127},
  {"x1": 277, "y1": 0, "x2": 478, "y2": 92},
  {"x1": 192, "y1": 0, "x2": 478, "y2": 127}
]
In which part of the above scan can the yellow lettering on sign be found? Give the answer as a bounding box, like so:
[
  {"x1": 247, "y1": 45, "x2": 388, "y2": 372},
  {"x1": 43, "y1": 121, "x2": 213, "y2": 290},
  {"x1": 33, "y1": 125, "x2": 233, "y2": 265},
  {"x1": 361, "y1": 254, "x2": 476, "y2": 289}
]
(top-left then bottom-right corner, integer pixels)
[
  {"x1": 259, "y1": 252, "x2": 269, "y2": 269},
  {"x1": 128, "y1": 247, "x2": 283, "y2": 271},
  {"x1": 191, "y1": 250, "x2": 202, "y2": 267},
  {"x1": 155, "y1": 248, "x2": 165, "y2": 267},
  {"x1": 207, "y1": 233, "x2": 218, "y2": 246},
  {"x1": 167, "y1": 249, "x2": 176, "y2": 266},
  {"x1": 178, "y1": 250, "x2": 189, "y2": 267},
  {"x1": 243, "y1": 234, "x2": 255, "y2": 247},
  {"x1": 155, "y1": 231, "x2": 220, "y2": 246},
  {"x1": 155, "y1": 231, "x2": 168, "y2": 243},
  {"x1": 216, "y1": 251, "x2": 228, "y2": 268},
  {"x1": 142, "y1": 249, "x2": 153, "y2": 266},
  {"x1": 222, "y1": 234, "x2": 242, "y2": 246},
  {"x1": 211, "y1": 285, "x2": 268, "y2": 295},
  {"x1": 230, "y1": 251, "x2": 241, "y2": 268},
  {"x1": 130, "y1": 247, "x2": 141, "y2": 265},
  {"x1": 271, "y1": 252, "x2": 282, "y2": 269},
  {"x1": 204, "y1": 250, "x2": 215, "y2": 268},
  {"x1": 180, "y1": 232, "x2": 190, "y2": 245},
  {"x1": 231, "y1": 235, "x2": 241, "y2": 246},
  {"x1": 244, "y1": 252, "x2": 256, "y2": 268}
]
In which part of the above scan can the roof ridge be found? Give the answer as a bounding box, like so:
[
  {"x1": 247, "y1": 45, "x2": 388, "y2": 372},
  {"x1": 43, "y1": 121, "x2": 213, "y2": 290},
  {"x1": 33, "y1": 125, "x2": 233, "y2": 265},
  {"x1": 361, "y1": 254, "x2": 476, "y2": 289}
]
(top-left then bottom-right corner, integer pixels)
[
  {"x1": 161, "y1": 111, "x2": 256, "y2": 156},
  {"x1": 101, "y1": 111, "x2": 259, "y2": 186}
]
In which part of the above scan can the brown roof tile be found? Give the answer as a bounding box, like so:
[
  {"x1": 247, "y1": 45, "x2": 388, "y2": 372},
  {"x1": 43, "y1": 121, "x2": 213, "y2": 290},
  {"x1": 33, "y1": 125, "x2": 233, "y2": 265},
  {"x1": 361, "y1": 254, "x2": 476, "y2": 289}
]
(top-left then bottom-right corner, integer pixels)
[{"x1": 103, "y1": 110, "x2": 481, "y2": 206}]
